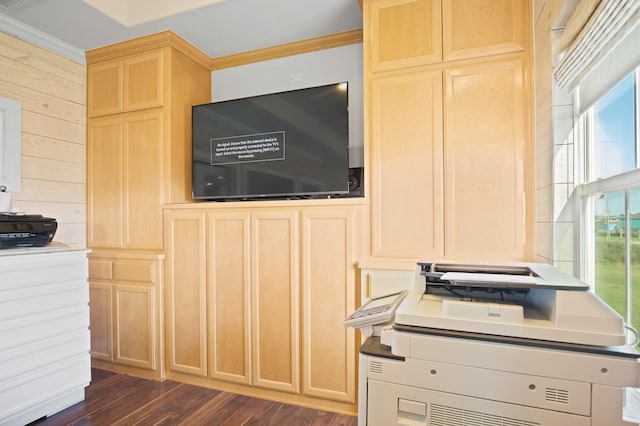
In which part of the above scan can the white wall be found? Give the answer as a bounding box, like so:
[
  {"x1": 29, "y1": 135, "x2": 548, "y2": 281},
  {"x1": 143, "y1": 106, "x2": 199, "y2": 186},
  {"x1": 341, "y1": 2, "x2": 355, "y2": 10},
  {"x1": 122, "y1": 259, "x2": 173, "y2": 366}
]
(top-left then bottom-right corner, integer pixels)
[{"x1": 211, "y1": 43, "x2": 364, "y2": 167}]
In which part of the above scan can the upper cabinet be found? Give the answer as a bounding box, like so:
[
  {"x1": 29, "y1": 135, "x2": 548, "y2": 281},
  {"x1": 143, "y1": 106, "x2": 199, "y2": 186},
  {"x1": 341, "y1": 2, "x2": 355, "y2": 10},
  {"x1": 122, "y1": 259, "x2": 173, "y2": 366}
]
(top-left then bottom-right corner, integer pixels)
[
  {"x1": 442, "y1": 0, "x2": 527, "y2": 61},
  {"x1": 367, "y1": 0, "x2": 442, "y2": 72},
  {"x1": 87, "y1": 51, "x2": 164, "y2": 117},
  {"x1": 366, "y1": 0, "x2": 528, "y2": 74}
]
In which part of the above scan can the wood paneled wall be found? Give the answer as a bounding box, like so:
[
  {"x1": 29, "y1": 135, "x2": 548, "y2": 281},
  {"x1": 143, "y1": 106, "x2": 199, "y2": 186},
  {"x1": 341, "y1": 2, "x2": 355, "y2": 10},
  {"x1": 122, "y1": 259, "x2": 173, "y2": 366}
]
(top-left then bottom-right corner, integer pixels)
[
  {"x1": 0, "y1": 31, "x2": 86, "y2": 246},
  {"x1": 533, "y1": 0, "x2": 554, "y2": 263}
]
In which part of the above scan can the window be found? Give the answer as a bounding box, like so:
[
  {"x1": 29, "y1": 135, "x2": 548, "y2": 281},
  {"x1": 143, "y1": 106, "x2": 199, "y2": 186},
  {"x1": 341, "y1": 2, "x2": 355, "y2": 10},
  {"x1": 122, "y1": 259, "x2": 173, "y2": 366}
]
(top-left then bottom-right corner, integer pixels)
[
  {"x1": 590, "y1": 73, "x2": 636, "y2": 180},
  {"x1": 579, "y1": 69, "x2": 639, "y2": 339},
  {"x1": 0, "y1": 97, "x2": 21, "y2": 193}
]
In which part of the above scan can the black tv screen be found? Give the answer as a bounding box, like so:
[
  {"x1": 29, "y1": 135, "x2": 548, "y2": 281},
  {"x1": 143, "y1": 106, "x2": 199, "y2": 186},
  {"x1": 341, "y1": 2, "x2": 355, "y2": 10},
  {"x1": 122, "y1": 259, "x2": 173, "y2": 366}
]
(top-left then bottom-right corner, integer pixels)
[{"x1": 192, "y1": 82, "x2": 350, "y2": 200}]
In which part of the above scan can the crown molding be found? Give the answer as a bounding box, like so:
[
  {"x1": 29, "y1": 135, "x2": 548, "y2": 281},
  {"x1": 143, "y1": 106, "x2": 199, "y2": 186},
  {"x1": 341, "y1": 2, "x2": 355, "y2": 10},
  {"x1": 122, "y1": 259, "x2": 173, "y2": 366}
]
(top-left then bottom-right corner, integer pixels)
[
  {"x1": 212, "y1": 29, "x2": 363, "y2": 70},
  {"x1": 85, "y1": 30, "x2": 213, "y2": 69},
  {"x1": 0, "y1": 13, "x2": 85, "y2": 64}
]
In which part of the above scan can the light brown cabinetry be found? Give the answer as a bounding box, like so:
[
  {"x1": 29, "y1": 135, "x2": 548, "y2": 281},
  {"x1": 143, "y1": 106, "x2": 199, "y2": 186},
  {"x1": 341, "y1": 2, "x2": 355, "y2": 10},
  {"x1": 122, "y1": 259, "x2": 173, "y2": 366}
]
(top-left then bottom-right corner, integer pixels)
[
  {"x1": 250, "y1": 210, "x2": 300, "y2": 392},
  {"x1": 87, "y1": 51, "x2": 163, "y2": 117},
  {"x1": 164, "y1": 202, "x2": 359, "y2": 412},
  {"x1": 364, "y1": 0, "x2": 533, "y2": 263},
  {"x1": 87, "y1": 110, "x2": 164, "y2": 250},
  {"x1": 444, "y1": 56, "x2": 529, "y2": 259},
  {"x1": 442, "y1": 0, "x2": 527, "y2": 61},
  {"x1": 300, "y1": 207, "x2": 358, "y2": 402},
  {"x1": 88, "y1": 252, "x2": 164, "y2": 379},
  {"x1": 207, "y1": 211, "x2": 250, "y2": 384},
  {"x1": 369, "y1": 67, "x2": 444, "y2": 259},
  {"x1": 164, "y1": 210, "x2": 207, "y2": 376},
  {"x1": 164, "y1": 208, "x2": 299, "y2": 389},
  {"x1": 86, "y1": 31, "x2": 212, "y2": 376},
  {"x1": 367, "y1": 0, "x2": 442, "y2": 72}
]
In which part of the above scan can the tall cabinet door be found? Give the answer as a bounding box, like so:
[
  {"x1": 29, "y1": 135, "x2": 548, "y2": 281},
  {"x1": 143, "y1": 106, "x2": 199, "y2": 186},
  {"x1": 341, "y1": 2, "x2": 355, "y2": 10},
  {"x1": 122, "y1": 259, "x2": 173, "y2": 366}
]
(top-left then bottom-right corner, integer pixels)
[
  {"x1": 164, "y1": 210, "x2": 207, "y2": 377},
  {"x1": 207, "y1": 211, "x2": 251, "y2": 384},
  {"x1": 301, "y1": 207, "x2": 358, "y2": 403},
  {"x1": 123, "y1": 110, "x2": 164, "y2": 250},
  {"x1": 370, "y1": 68, "x2": 445, "y2": 259},
  {"x1": 444, "y1": 56, "x2": 530, "y2": 260},
  {"x1": 251, "y1": 210, "x2": 299, "y2": 393},
  {"x1": 87, "y1": 116, "x2": 123, "y2": 248}
]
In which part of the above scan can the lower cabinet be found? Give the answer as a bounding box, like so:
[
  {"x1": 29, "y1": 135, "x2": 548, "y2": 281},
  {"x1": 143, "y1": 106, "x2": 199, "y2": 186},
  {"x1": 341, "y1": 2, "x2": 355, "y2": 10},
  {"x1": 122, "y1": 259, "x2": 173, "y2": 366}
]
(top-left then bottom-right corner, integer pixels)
[
  {"x1": 0, "y1": 247, "x2": 90, "y2": 426},
  {"x1": 164, "y1": 203, "x2": 359, "y2": 411},
  {"x1": 88, "y1": 250, "x2": 164, "y2": 380}
]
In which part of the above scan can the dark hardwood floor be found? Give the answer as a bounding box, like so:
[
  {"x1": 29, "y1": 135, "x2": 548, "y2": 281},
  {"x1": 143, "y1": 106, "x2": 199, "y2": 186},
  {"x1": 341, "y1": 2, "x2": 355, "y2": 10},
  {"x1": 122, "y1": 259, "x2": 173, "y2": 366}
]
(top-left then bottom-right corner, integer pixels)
[{"x1": 33, "y1": 369, "x2": 358, "y2": 426}]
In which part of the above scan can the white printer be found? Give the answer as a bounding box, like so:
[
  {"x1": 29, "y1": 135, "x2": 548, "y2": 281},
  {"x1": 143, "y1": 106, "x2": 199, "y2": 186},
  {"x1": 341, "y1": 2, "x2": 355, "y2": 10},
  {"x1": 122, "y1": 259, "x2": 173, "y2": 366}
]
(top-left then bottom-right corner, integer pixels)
[{"x1": 350, "y1": 262, "x2": 640, "y2": 426}]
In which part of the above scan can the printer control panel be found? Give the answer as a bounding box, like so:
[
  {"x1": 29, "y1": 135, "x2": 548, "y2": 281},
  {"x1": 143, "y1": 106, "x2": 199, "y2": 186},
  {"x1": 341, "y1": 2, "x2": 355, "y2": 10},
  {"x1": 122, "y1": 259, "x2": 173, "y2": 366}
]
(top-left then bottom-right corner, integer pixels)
[{"x1": 343, "y1": 290, "x2": 407, "y2": 336}]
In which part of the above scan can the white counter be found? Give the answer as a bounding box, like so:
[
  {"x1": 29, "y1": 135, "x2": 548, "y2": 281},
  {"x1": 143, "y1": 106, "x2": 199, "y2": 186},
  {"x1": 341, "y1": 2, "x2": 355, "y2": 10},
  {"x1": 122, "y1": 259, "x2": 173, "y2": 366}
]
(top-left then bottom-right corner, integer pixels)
[{"x1": 0, "y1": 244, "x2": 91, "y2": 425}]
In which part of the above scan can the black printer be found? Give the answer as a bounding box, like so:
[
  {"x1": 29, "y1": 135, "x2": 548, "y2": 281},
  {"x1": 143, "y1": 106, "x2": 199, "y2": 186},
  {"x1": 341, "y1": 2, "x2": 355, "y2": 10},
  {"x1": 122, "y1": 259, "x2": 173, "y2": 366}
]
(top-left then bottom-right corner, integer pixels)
[{"x1": 0, "y1": 213, "x2": 57, "y2": 249}]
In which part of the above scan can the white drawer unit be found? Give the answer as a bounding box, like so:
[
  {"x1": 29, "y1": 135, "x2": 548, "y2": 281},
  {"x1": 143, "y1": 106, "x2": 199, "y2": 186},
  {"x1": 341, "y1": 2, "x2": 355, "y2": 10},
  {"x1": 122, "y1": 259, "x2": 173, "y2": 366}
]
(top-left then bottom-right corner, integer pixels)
[{"x1": 0, "y1": 245, "x2": 90, "y2": 426}]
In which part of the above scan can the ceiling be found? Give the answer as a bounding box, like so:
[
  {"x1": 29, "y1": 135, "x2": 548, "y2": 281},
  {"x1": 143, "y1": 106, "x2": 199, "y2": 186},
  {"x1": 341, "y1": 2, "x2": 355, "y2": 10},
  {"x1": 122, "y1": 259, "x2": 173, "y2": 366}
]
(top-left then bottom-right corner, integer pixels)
[{"x1": 0, "y1": 0, "x2": 363, "y2": 59}]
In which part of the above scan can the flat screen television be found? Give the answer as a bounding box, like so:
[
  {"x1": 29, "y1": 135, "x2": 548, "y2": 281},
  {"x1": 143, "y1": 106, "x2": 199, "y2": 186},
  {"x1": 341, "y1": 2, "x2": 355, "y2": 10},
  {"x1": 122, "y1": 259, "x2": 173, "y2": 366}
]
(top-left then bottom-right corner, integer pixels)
[{"x1": 192, "y1": 82, "x2": 350, "y2": 201}]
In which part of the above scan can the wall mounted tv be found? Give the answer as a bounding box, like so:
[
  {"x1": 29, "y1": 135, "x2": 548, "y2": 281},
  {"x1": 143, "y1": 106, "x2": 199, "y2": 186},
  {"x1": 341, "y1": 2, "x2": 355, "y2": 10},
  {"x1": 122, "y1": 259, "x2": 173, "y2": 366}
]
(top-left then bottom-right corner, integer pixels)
[{"x1": 192, "y1": 82, "x2": 350, "y2": 201}]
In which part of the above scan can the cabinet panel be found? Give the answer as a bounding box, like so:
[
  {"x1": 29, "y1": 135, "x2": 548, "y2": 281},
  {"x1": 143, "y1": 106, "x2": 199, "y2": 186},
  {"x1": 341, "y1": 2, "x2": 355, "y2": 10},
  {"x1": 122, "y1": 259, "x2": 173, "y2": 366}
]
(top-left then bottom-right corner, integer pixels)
[
  {"x1": 87, "y1": 51, "x2": 163, "y2": 117},
  {"x1": 89, "y1": 259, "x2": 113, "y2": 280},
  {"x1": 301, "y1": 208, "x2": 357, "y2": 403},
  {"x1": 164, "y1": 210, "x2": 207, "y2": 376},
  {"x1": 87, "y1": 117, "x2": 123, "y2": 248},
  {"x1": 88, "y1": 254, "x2": 163, "y2": 377},
  {"x1": 113, "y1": 259, "x2": 157, "y2": 283},
  {"x1": 251, "y1": 211, "x2": 299, "y2": 392},
  {"x1": 443, "y1": 0, "x2": 527, "y2": 62},
  {"x1": 123, "y1": 51, "x2": 164, "y2": 112},
  {"x1": 207, "y1": 211, "x2": 251, "y2": 384},
  {"x1": 360, "y1": 268, "x2": 416, "y2": 301},
  {"x1": 87, "y1": 61, "x2": 122, "y2": 117},
  {"x1": 370, "y1": 68, "x2": 444, "y2": 260},
  {"x1": 367, "y1": 0, "x2": 442, "y2": 72},
  {"x1": 114, "y1": 284, "x2": 156, "y2": 369},
  {"x1": 87, "y1": 111, "x2": 163, "y2": 250},
  {"x1": 444, "y1": 56, "x2": 529, "y2": 260},
  {"x1": 89, "y1": 282, "x2": 112, "y2": 361},
  {"x1": 123, "y1": 111, "x2": 164, "y2": 250}
]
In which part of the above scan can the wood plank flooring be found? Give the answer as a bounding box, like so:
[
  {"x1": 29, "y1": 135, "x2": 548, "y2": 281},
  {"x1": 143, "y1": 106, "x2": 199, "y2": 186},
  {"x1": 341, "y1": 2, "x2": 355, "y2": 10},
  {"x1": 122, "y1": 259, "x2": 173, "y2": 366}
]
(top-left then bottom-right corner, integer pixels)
[{"x1": 32, "y1": 369, "x2": 358, "y2": 426}]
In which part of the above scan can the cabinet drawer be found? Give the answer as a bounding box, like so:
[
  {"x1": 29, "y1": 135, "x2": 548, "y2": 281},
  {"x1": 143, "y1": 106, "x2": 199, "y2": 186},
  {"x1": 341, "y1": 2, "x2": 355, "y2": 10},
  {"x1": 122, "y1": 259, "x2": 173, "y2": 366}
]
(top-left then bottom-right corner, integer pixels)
[
  {"x1": 89, "y1": 259, "x2": 114, "y2": 280},
  {"x1": 113, "y1": 260, "x2": 157, "y2": 284},
  {"x1": 89, "y1": 258, "x2": 158, "y2": 284}
]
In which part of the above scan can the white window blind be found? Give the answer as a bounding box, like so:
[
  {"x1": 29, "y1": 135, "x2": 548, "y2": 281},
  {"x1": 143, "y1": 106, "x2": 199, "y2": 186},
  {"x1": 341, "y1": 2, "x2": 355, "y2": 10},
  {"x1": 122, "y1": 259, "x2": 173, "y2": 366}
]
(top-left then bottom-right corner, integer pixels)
[{"x1": 553, "y1": 0, "x2": 640, "y2": 111}]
